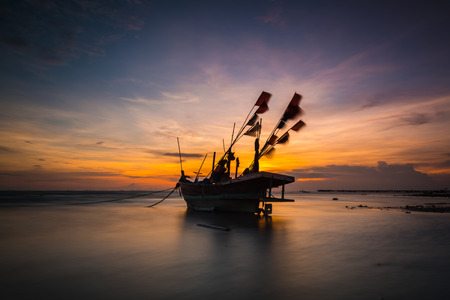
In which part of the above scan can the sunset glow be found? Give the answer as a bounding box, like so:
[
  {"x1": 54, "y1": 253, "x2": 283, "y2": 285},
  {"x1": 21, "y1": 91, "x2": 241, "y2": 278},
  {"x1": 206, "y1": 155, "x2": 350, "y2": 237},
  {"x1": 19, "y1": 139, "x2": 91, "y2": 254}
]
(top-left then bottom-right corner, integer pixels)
[{"x1": 1, "y1": 1, "x2": 449, "y2": 190}]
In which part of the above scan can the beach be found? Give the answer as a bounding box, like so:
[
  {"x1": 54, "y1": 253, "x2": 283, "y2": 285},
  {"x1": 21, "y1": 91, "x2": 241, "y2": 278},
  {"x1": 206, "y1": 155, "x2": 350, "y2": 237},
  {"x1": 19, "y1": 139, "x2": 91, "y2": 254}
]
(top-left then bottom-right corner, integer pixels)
[{"x1": 1, "y1": 191, "x2": 449, "y2": 300}]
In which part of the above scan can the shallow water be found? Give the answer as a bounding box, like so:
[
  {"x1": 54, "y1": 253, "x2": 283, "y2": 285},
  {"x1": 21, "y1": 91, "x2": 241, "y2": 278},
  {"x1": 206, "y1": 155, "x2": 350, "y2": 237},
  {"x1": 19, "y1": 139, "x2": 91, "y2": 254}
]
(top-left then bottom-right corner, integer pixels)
[{"x1": 1, "y1": 192, "x2": 449, "y2": 299}]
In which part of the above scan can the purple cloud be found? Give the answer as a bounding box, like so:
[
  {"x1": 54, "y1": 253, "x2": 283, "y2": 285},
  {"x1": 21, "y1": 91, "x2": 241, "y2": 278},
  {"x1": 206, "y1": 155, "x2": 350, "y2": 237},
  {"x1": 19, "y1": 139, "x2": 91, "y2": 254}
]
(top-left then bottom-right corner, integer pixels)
[{"x1": 291, "y1": 161, "x2": 446, "y2": 190}]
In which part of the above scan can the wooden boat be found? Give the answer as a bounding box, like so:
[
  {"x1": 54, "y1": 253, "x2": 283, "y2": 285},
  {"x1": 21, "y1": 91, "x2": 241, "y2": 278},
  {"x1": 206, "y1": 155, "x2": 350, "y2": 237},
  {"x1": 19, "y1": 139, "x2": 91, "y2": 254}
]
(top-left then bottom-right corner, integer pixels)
[
  {"x1": 178, "y1": 91, "x2": 306, "y2": 215},
  {"x1": 180, "y1": 171, "x2": 295, "y2": 214}
]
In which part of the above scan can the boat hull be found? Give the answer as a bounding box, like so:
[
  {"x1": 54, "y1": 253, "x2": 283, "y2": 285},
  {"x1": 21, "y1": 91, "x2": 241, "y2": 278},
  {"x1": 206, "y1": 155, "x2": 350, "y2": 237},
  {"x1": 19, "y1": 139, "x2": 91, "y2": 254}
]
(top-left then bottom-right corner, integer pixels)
[{"x1": 180, "y1": 171, "x2": 295, "y2": 213}]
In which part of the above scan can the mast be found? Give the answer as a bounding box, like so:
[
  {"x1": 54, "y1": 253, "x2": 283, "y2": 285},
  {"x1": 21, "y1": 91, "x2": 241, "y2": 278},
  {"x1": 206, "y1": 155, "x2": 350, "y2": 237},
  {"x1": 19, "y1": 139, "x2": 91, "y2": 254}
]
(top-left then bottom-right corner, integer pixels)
[
  {"x1": 211, "y1": 152, "x2": 216, "y2": 174},
  {"x1": 252, "y1": 137, "x2": 260, "y2": 172},
  {"x1": 251, "y1": 120, "x2": 261, "y2": 172}
]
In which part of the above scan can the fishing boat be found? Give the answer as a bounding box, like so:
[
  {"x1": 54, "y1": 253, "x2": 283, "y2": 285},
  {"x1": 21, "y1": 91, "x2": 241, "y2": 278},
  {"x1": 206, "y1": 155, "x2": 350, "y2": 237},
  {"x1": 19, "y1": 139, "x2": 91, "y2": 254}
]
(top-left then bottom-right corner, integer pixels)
[{"x1": 178, "y1": 91, "x2": 306, "y2": 215}]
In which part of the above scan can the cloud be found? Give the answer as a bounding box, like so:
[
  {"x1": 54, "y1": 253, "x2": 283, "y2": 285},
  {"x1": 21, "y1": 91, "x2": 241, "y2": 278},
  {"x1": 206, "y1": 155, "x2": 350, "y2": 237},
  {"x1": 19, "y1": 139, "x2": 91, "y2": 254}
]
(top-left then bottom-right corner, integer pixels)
[
  {"x1": 161, "y1": 92, "x2": 200, "y2": 103},
  {"x1": 291, "y1": 161, "x2": 445, "y2": 190},
  {"x1": 121, "y1": 92, "x2": 200, "y2": 105},
  {"x1": 400, "y1": 113, "x2": 430, "y2": 126},
  {"x1": 120, "y1": 97, "x2": 159, "y2": 104},
  {"x1": 163, "y1": 152, "x2": 203, "y2": 158},
  {"x1": 358, "y1": 85, "x2": 450, "y2": 111},
  {"x1": 0, "y1": 1, "x2": 145, "y2": 66},
  {"x1": 0, "y1": 168, "x2": 176, "y2": 190},
  {"x1": 377, "y1": 112, "x2": 432, "y2": 130},
  {"x1": 124, "y1": 175, "x2": 157, "y2": 179},
  {"x1": 1, "y1": 36, "x2": 31, "y2": 51},
  {"x1": 75, "y1": 142, "x2": 123, "y2": 151},
  {"x1": 0, "y1": 146, "x2": 18, "y2": 153},
  {"x1": 0, "y1": 172, "x2": 23, "y2": 177},
  {"x1": 62, "y1": 171, "x2": 122, "y2": 177},
  {"x1": 0, "y1": 170, "x2": 123, "y2": 182},
  {"x1": 427, "y1": 160, "x2": 450, "y2": 169},
  {"x1": 257, "y1": 5, "x2": 286, "y2": 27}
]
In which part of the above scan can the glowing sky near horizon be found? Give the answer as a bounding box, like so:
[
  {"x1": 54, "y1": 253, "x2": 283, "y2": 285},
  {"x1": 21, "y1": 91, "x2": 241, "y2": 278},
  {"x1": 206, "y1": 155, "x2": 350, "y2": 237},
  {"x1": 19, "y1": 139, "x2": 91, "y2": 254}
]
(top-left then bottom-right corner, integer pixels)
[{"x1": 1, "y1": 0, "x2": 449, "y2": 190}]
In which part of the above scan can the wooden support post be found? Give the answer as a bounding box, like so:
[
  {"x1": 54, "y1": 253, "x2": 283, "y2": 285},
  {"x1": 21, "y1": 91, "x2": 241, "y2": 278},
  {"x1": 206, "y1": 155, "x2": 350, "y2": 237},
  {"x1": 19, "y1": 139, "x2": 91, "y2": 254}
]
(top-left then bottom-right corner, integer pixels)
[
  {"x1": 282, "y1": 183, "x2": 285, "y2": 200},
  {"x1": 269, "y1": 176, "x2": 273, "y2": 198}
]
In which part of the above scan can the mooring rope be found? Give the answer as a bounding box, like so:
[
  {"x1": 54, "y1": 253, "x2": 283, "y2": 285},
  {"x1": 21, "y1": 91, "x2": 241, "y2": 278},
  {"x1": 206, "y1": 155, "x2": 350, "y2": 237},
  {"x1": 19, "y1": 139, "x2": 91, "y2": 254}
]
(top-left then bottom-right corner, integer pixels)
[
  {"x1": 69, "y1": 187, "x2": 176, "y2": 205},
  {"x1": 147, "y1": 184, "x2": 179, "y2": 207},
  {"x1": 0, "y1": 186, "x2": 180, "y2": 207}
]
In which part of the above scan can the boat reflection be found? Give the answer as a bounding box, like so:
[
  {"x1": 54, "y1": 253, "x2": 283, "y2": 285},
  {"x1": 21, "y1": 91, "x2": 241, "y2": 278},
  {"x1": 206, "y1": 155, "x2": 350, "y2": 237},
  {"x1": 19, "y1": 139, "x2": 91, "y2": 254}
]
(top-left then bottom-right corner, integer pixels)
[
  {"x1": 171, "y1": 209, "x2": 300, "y2": 299},
  {"x1": 180, "y1": 209, "x2": 285, "y2": 231}
]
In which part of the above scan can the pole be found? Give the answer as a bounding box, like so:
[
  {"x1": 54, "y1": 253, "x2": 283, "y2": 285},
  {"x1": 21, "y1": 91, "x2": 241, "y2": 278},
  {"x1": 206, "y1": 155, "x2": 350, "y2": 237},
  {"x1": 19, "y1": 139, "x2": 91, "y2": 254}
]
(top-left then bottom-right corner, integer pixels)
[
  {"x1": 230, "y1": 122, "x2": 235, "y2": 146},
  {"x1": 194, "y1": 154, "x2": 208, "y2": 182},
  {"x1": 177, "y1": 137, "x2": 183, "y2": 173}
]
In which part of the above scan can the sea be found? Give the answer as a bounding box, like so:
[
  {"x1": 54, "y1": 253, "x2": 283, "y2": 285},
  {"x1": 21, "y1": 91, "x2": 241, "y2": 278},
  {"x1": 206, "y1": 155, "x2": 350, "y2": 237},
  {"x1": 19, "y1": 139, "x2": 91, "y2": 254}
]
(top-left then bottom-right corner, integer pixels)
[{"x1": 1, "y1": 190, "x2": 449, "y2": 300}]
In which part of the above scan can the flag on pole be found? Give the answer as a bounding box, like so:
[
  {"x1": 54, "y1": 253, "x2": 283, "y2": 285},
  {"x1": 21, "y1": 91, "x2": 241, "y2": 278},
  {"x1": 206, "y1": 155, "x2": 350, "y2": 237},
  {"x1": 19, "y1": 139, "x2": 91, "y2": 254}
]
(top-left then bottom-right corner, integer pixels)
[
  {"x1": 255, "y1": 101, "x2": 269, "y2": 114},
  {"x1": 288, "y1": 93, "x2": 302, "y2": 107},
  {"x1": 277, "y1": 132, "x2": 290, "y2": 144},
  {"x1": 254, "y1": 91, "x2": 270, "y2": 114},
  {"x1": 277, "y1": 119, "x2": 286, "y2": 129},
  {"x1": 254, "y1": 91, "x2": 271, "y2": 106},
  {"x1": 282, "y1": 93, "x2": 303, "y2": 120},
  {"x1": 246, "y1": 113, "x2": 258, "y2": 126},
  {"x1": 291, "y1": 120, "x2": 306, "y2": 131},
  {"x1": 267, "y1": 135, "x2": 278, "y2": 145},
  {"x1": 244, "y1": 123, "x2": 261, "y2": 136}
]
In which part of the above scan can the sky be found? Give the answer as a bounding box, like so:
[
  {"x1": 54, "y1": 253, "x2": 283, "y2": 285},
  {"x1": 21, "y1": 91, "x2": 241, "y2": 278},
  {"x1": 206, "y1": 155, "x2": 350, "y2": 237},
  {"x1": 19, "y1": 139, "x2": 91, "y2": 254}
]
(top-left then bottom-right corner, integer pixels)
[{"x1": 1, "y1": 0, "x2": 450, "y2": 191}]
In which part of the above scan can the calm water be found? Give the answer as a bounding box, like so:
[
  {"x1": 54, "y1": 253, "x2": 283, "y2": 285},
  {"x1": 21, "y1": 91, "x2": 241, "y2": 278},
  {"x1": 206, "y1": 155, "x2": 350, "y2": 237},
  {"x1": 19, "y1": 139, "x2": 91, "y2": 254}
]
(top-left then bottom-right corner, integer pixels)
[{"x1": 1, "y1": 191, "x2": 449, "y2": 300}]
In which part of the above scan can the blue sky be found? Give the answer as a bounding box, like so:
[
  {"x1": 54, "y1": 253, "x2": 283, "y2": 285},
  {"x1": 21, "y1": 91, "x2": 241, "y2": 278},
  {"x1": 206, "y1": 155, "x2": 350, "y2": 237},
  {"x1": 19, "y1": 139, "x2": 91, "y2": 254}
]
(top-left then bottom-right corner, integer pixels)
[{"x1": 1, "y1": 0, "x2": 449, "y2": 190}]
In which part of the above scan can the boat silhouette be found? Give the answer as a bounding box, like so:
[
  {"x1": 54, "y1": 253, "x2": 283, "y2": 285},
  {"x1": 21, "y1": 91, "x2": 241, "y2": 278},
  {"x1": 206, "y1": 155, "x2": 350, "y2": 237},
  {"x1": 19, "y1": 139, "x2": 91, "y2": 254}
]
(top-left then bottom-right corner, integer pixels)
[{"x1": 178, "y1": 91, "x2": 306, "y2": 215}]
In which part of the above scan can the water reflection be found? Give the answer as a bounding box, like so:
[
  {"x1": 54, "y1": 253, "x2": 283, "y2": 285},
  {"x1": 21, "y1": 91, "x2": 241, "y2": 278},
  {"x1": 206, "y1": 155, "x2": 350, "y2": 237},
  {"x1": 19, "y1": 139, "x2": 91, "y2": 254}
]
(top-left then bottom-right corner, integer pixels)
[
  {"x1": 1, "y1": 193, "x2": 449, "y2": 300},
  {"x1": 169, "y1": 210, "x2": 297, "y2": 299},
  {"x1": 182, "y1": 209, "x2": 277, "y2": 230}
]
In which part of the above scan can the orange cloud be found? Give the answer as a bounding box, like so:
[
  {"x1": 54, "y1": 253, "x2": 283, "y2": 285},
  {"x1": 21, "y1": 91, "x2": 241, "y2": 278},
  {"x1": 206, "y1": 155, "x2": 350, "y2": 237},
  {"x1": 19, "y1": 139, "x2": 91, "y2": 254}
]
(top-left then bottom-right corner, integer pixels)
[{"x1": 297, "y1": 178, "x2": 327, "y2": 182}]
